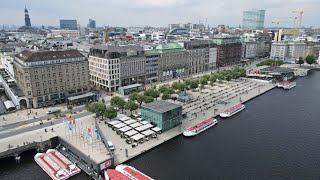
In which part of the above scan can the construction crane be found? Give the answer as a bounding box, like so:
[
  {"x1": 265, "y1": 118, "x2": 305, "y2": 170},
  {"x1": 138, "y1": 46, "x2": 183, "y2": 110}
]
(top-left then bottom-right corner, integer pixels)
[
  {"x1": 292, "y1": 11, "x2": 303, "y2": 31},
  {"x1": 290, "y1": 16, "x2": 298, "y2": 36}
]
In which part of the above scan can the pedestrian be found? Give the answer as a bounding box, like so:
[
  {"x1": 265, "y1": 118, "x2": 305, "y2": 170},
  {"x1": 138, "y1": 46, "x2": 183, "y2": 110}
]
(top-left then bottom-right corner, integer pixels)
[
  {"x1": 35, "y1": 112, "x2": 37, "y2": 115},
  {"x1": 51, "y1": 128, "x2": 54, "y2": 132},
  {"x1": 45, "y1": 128, "x2": 47, "y2": 132}
]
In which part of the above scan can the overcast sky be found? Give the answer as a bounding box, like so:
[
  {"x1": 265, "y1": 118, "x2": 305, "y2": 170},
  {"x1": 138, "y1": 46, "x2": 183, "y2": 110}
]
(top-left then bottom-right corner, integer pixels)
[{"x1": 1, "y1": 0, "x2": 319, "y2": 28}]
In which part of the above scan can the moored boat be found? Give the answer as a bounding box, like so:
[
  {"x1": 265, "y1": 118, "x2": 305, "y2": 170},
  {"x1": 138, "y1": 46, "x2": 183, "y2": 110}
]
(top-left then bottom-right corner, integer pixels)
[
  {"x1": 183, "y1": 117, "x2": 218, "y2": 137},
  {"x1": 105, "y1": 169, "x2": 132, "y2": 180},
  {"x1": 283, "y1": 82, "x2": 296, "y2": 89},
  {"x1": 220, "y1": 104, "x2": 245, "y2": 118},
  {"x1": 46, "y1": 149, "x2": 81, "y2": 177},
  {"x1": 116, "y1": 164, "x2": 154, "y2": 180},
  {"x1": 34, "y1": 153, "x2": 69, "y2": 180},
  {"x1": 299, "y1": 72, "x2": 308, "y2": 77},
  {"x1": 276, "y1": 80, "x2": 290, "y2": 88}
]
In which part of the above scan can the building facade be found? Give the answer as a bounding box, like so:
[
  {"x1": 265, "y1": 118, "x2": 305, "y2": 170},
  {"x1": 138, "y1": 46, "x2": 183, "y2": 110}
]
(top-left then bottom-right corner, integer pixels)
[
  {"x1": 24, "y1": 7, "x2": 31, "y2": 27},
  {"x1": 89, "y1": 45, "x2": 146, "y2": 92},
  {"x1": 242, "y1": 10, "x2": 265, "y2": 30},
  {"x1": 13, "y1": 50, "x2": 90, "y2": 108},
  {"x1": 156, "y1": 43, "x2": 189, "y2": 81},
  {"x1": 145, "y1": 49, "x2": 159, "y2": 84},
  {"x1": 211, "y1": 36, "x2": 242, "y2": 67},
  {"x1": 270, "y1": 41, "x2": 306, "y2": 62},
  {"x1": 141, "y1": 100, "x2": 182, "y2": 132},
  {"x1": 87, "y1": 19, "x2": 96, "y2": 29},
  {"x1": 184, "y1": 40, "x2": 217, "y2": 74},
  {"x1": 60, "y1": 20, "x2": 78, "y2": 30},
  {"x1": 48, "y1": 30, "x2": 81, "y2": 38},
  {"x1": 241, "y1": 36, "x2": 257, "y2": 59}
]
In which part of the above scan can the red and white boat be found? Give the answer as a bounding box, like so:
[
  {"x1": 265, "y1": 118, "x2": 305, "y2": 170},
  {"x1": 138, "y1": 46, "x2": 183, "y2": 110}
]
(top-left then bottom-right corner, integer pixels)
[
  {"x1": 46, "y1": 149, "x2": 81, "y2": 177},
  {"x1": 220, "y1": 104, "x2": 245, "y2": 118},
  {"x1": 183, "y1": 117, "x2": 218, "y2": 137},
  {"x1": 115, "y1": 164, "x2": 154, "y2": 180},
  {"x1": 276, "y1": 80, "x2": 290, "y2": 88},
  {"x1": 105, "y1": 169, "x2": 132, "y2": 180},
  {"x1": 283, "y1": 82, "x2": 296, "y2": 89},
  {"x1": 34, "y1": 153, "x2": 69, "y2": 180}
]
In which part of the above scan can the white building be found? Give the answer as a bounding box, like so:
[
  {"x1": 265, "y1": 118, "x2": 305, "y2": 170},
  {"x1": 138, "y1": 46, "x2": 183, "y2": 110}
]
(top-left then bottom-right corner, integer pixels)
[
  {"x1": 270, "y1": 41, "x2": 305, "y2": 62},
  {"x1": 241, "y1": 36, "x2": 257, "y2": 59},
  {"x1": 0, "y1": 52, "x2": 15, "y2": 78},
  {"x1": 151, "y1": 32, "x2": 165, "y2": 41}
]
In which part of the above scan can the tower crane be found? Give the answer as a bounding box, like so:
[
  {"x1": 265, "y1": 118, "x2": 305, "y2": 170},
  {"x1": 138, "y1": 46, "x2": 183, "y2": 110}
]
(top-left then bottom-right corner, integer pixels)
[
  {"x1": 290, "y1": 16, "x2": 298, "y2": 36},
  {"x1": 292, "y1": 11, "x2": 303, "y2": 31}
]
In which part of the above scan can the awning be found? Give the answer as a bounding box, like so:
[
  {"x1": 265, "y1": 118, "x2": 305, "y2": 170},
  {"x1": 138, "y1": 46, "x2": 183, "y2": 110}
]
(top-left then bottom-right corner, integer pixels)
[
  {"x1": 151, "y1": 127, "x2": 162, "y2": 132},
  {"x1": 131, "y1": 133, "x2": 145, "y2": 141},
  {"x1": 125, "y1": 130, "x2": 138, "y2": 137},
  {"x1": 135, "y1": 124, "x2": 153, "y2": 132},
  {"x1": 141, "y1": 129, "x2": 155, "y2": 136},
  {"x1": 124, "y1": 119, "x2": 136, "y2": 125},
  {"x1": 107, "y1": 120, "x2": 121, "y2": 126},
  {"x1": 119, "y1": 116, "x2": 130, "y2": 122},
  {"x1": 118, "y1": 126, "x2": 132, "y2": 133},
  {"x1": 4, "y1": 100, "x2": 15, "y2": 110},
  {"x1": 130, "y1": 122, "x2": 142, "y2": 128},
  {"x1": 113, "y1": 123, "x2": 126, "y2": 129}
]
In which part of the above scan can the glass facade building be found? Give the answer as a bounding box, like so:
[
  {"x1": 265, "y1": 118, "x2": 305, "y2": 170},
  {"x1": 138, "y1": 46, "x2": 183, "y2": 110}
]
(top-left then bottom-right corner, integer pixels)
[
  {"x1": 141, "y1": 101, "x2": 182, "y2": 132},
  {"x1": 60, "y1": 20, "x2": 78, "y2": 30},
  {"x1": 242, "y1": 10, "x2": 265, "y2": 30}
]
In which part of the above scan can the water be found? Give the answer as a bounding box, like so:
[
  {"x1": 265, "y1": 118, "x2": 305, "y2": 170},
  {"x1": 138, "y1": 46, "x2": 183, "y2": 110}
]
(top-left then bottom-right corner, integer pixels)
[{"x1": 1, "y1": 71, "x2": 320, "y2": 180}]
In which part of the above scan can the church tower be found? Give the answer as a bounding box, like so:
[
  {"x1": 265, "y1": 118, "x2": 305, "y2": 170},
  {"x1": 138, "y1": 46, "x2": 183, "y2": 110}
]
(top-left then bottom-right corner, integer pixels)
[{"x1": 24, "y1": 6, "x2": 31, "y2": 27}]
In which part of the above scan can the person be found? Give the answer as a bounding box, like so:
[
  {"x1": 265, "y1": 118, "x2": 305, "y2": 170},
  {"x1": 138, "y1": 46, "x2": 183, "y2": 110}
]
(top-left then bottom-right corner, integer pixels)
[
  {"x1": 51, "y1": 128, "x2": 54, "y2": 132},
  {"x1": 45, "y1": 128, "x2": 47, "y2": 132}
]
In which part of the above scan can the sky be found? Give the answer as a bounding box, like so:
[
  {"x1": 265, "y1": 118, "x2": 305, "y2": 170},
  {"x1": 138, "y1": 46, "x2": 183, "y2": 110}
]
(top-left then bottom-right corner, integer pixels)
[{"x1": 0, "y1": 0, "x2": 319, "y2": 28}]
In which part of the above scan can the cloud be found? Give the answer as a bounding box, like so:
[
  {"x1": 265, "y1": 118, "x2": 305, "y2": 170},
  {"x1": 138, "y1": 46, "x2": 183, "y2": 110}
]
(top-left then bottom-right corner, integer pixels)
[{"x1": 0, "y1": 0, "x2": 319, "y2": 28}]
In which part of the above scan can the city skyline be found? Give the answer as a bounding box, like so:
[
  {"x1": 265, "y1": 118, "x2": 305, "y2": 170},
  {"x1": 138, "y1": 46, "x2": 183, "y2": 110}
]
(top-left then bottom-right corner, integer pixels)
[{"x1": 0, "y1": 0, "x2": 319, "y2": 28}]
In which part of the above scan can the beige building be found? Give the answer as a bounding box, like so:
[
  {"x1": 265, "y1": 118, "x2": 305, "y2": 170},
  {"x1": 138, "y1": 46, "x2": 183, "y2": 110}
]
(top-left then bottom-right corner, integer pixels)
[
  {"x1": 48, "y1": 30, "x2": 81, "y2": 38},
  {"x1": 89, "y1": 45, "x2": 146, "y2": 92},
  {"x1": 13, "y1": 50, "x2": 90, "y2": 108}
]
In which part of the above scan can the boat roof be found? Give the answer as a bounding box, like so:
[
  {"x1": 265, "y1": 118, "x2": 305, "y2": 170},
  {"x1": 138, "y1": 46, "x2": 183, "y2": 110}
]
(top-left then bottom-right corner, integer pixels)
[
  {"x1": 129, "y1": 122, "x2": 142, "y2": 128},
  {"x1": 141, "y1": 121, "x2": 149, "y2": 125},
  {"x1": 131, "y1": 133, "x2": 145, "y2": 141},
  {"x1": 123, "y1": 166, "x2": 151, "y2": 180},
  {"x1": 188, "y1": 117, "x2": 216, "y2": 131},
  {"x1": 278, "y1": 80, "x2": 290, "y2": 84},
  {"x1": 224, "y1": 104, "x2": 243, "y2": 113},
  {"x1": 107, "y1": 120, "x2": 121, "y2": 125},
  {"x1": 124, "y1": 129, "x2": 139, "y2": 137},
  {"x1": 118, "y1": 126, "x2": 132, "y2": 132},
  {"x1": 124, "y1": 119, "x2": 137, "y2": 125},
  {"x1": 151, "y1": 127, "x2": 162, "y2": 132},
  {"x1": 106, "y1": 169, "x2": 131, "y2": 180},
  {"x1": 141, "y1": 129, "x2": 155, "y2": 136},
  {"x1": 135, "y1": 124, "x2": 153, "y2": 132},
  {"x1": 113, "y1": 123, "x2": 126, "y2": 128}
]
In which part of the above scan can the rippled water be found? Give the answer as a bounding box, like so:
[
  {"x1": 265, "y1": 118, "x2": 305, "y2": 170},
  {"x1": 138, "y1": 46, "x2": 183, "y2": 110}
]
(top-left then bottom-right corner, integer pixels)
[{"x1": 1, "y1": 70, "x2": 320, "y2": 180}]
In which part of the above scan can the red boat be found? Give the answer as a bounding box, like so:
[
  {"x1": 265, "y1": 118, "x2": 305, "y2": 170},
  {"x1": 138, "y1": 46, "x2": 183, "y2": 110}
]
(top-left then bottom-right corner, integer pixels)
[
  {"x1": 220, "y1": 104, "x2": 245, "y2": 118},
  {"x1": 116, "y1": 165, "x2": 153, "y2": 180},
  {"x1": 183, "y1": 117, "x2": 218, "y2": 137},
  {"x1": 105, "y1": 169, "x2": 132, "y2": 180}
]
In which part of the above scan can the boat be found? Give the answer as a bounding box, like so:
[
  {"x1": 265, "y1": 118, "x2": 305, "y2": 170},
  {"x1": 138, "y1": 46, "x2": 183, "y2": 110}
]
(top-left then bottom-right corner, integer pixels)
[
  {"x1": 220, "y1": 104, "x2": 245, "y2": 118},
  {"x1": 105, "y1": 169, "x2": 132, "y2": 180},
  {"x1": 183, "y1": 117, "x2": 218, "y2": 137},
  {"x1": 46, "y1": 149, "x2": 81, "y2": 177},
  {"x1": 283, "y1": 82, "x2": 296, "y2": 89},
  {"x1": 34, "y1": 153, "x2": 69, "y2": 180},
  {"x1": 115, "y1": 164, "x2": 154, "y2": 180},
  {"x1": 299, "y1": 72, "x2": 308, "y2": 77},
  {"x1": 276, "y1": 80, "x2": 290, "y2": 88}
]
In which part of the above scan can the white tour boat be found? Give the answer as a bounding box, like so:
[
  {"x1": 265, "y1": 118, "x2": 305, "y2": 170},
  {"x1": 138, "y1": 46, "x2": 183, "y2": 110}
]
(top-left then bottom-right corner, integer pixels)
[
  {"x1": 283, "y1": 82, "x2": 296, "y2": 89},
  {"x1": 116, "y1": 164, "x2": 154, "y2": 180},
  {"x1": 183, "y1": 117, "x2": 218, "y2": 137},
  {"x1": 220, "y1": 104, "x2": 245, "y2": 118}
]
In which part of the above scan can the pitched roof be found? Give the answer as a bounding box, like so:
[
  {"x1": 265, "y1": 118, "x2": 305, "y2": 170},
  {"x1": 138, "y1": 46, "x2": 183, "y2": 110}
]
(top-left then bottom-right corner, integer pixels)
[{"x1": 15, "y1": 49, "x2": 85, "y2": 62}]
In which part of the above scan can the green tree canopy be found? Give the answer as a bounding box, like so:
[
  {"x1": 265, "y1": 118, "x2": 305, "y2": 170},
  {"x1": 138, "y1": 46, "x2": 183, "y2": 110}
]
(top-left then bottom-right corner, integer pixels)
[
  {"x1": 306, "y1": 55, "x2": 316, "y2": 65},
  {"x1": 125, "y1": 100, "x2": 138, "y2": 116},
  {"x1": 184, "y1": 79, "x2": 192, "y2": 87},
  {"x1": 162, "y1": 93, "x2": 170, "y2": 100},
  {"x1": 202, "y1": 74, "x2": 211, "y2": 81},
  {"x1": 171, "y1": 81, "x2": 180, "y2": 90},
  {"x1": 144, "y1": 89, "x2": 160, "y2": 99},
  {"x1": 177, "y1": 82, "x2": 187, "y2": 92},
  {"x1": 128, "y1": 92, "x2": 139, "y2": 101},
  {"x1": 86, "y1": 102, "x2": 106, "y2": 119},
  {"x1": 136, "y1": 94, "x2": 145, "y2": 107},
  {"x1": 297, "y1": 57, "x2": 304, "y2": 66},
  {"x1": 144, "y1": 96, "x2": 154, "y2": 104},
  {"x1": 104, "y1": 106, "x2": 117, "y2": 121},
  {"x1": 110, "y1": 96, "x2": 126, "y2": 112},
  {"x1": 256, "y1": 59, "x2": 284, "y2": 67},
  {"x1": 159, "y1": 84, "x2": 170, "y2": 93},
  {"x1": 200, "y1": 77, "x2": 208, "y2": 85},
  {"x1": 164, "y1": 87, "x2": 175, "y2": 95},
  {"x1": 190, "y1": 79, "x2": 199, "y2": 90}
]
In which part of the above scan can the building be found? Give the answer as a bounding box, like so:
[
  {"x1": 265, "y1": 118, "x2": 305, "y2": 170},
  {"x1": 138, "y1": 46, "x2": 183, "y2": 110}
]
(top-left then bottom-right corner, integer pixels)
[
  {"x1": 242, "y1": 10, "x2": 265, "y2": 30},
  {"x1": 151, "y1": 32, "x2": 165, "y2": 41},
  {"x1": 60, "y1": 20, "x2": 78, "y2": 30},
  {"x1": 255, "y1": 32, "x2": 272, "y2": 57},
  {"x1": 211, "y1": 35, "x2": 242, "y2": 67},
  {"x1": 241, "y1": 36, "x2": 257, "y2": 59},
  {"x1": 168, "y1": 28, "x2": 188, "y2": 36},
  {"x1": 145, "y1": 49, "x2": 159, "y2": 84},
  {"x1": 87, "y1": 19, "x2": 96, "y2": 29},
  {"x1": 141, "y1": 100, "x2": 182, "y2": 132},
  {"x1": 270, "y1": 41, "x2": 305, "y2": 62},
  {"x1": 89, "y1": 45, "x2": 146, "y2": 92},
  {"x1": 24, "y1": 7, "x2": 31, "y2": 27},
  {"x1": 184, "y1": 40, "x2": 217, "y2": 74},
  {"x1": 13, "y1": 50, "x2": 90, "y2": 108},
  {"x1": 48, "y1": 30, "x2": 81, "y2": 38},
  {"x1": 156, "y1": 43, "x2": 188, "y2": 81}
]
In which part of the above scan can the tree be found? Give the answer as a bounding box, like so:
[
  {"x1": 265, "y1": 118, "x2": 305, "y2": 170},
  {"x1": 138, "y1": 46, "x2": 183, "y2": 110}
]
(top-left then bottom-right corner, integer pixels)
[
  {"x1": 67, "y1": 105, "x2": 73, "y2": 113},
  {"x1": 171, "y1": 81, "x2": 180, "y2": 90},
  {"x1": 190, "y1": 80, "x2": 199, "y2": 90},
  {"x1": 225, "y1": 74, "x2": 232, "y2": 81},
  {"x1": 144, "y1": 96, "x2": 154, "y2": 104},
  {"x1": 145, "y1": 89, "x2": 160, "y2": 99},
  {"x1": 129, "y1": 92, "x2": 139, "y2": 101},
  {"x1": 297, "y1": 57, "x2": 304, "y2": 67},
  {"x1": 110, "y1": 96, "x2": 125, "y2": 112},
  {"x1": 159, "y1": 84, "x2": 169, "y2": 93},
  {"x1": 184, "y1": 79, "x2": 192, "y2": 87},
  {"x1": 86, "y1": 102, "x2": 106, "y2": 119},
  {"x1": 200, "y1": 77, "x2": 208, "y2": 86},
  {"x1": 164, "y1": 87, "x2": 175, "y2": 95},
  {"x1": 53, "y1": 109, "x2": 61, "y2": 118},
  {"x1": 306, "y1": 55, "x2": 316, "y2": 66},
  {"x1": 125, "y1": 100, "x2": 138, "y2": 116},
  {"x1": 104, "y1": 106, "x2": 117, "y2": 121},
  {"x1": 199, "y1": 84, "x2": 204, "y2": 92},
  {"x1": 162, "y1": 93, "x2": 170, "y2": 100},
  {"x1": 177, "y1": 82, "x2": 187, "y2": 92},
  {"x1": 136, "y1": 94, "x2": 145, "y2": 107},
  {"x1": 202, "y1": 74, "x2": 210, "y2": 81}
]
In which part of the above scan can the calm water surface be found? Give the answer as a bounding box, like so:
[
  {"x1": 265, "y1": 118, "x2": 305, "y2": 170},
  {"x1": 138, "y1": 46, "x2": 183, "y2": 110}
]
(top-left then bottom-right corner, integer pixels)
[{"x1": 1, "y1": 71, "x2": 320, "y2": 180}]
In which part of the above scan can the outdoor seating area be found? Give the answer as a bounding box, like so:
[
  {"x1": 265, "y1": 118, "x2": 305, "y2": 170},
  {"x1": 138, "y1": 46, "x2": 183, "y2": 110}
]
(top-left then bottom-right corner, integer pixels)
[{"x1": 106, "y1": 114, "x2": 161, "y2": 148}]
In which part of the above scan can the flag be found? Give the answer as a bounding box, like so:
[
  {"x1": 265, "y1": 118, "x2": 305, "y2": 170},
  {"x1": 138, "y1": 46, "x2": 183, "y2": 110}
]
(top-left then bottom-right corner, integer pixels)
[{"x1": 95, "y1": 129, "x2": 101, "y2": 140}]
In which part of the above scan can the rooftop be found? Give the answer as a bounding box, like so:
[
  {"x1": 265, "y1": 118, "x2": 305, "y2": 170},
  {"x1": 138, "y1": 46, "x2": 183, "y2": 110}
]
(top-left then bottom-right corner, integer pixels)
[
  {"x1": 260, "y1": 66, "x2": 294, "y2": 73},
  {"x1": 92, "y1": 44, "x2": 143, "y2": 52},
  {"x1": 15, "y1": 49, "x2": 85, "y2": 62},
  {"x1": 142, "y1": 100, "x2": 182, "y2": 113}
]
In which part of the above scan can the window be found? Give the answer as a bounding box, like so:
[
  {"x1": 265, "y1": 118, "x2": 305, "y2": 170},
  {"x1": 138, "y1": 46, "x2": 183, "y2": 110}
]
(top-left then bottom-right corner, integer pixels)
[
  {"x1": 49, "y1": 88, "x2": 52, "y2": 93},
  {"x1": 27, "y1": 91, "x2": 32, "y2": 96},
  {"x1": 43, "y1": 89, "x2": 47, "y2": 94},
  {"x1": 53, "y1": 73, "x2": 56, "y2": 78},
  {"x1": 26, "y1": 83, "x2": 31, "y2": 87},
  {"x1": 48, "y1": 80, "x2": 52, "y2": 85},
  {"x1": 37, "y1": 90, "x2": 41, "y2": 95},
  {"x1": 36, "y1": 82, "x2": 40, "y2": 87}
]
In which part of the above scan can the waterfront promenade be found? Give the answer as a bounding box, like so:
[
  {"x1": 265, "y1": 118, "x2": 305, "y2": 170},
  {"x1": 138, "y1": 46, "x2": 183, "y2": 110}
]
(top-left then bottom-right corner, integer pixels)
[{"x1": 99, "y1": 79, "x2": 275, "y2": 164}]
